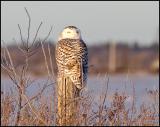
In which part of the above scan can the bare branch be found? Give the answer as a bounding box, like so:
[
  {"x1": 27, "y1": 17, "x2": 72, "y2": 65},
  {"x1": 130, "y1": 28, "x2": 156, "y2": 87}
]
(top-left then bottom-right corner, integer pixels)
[
  {"x1": 41, "y1": 26, "x2": 53, "y2": 44},
  {"x1": 48, "y1": 43, "x2": 55, "y2": 78},
  {"x1": 22, "y1": 94, "x2": 47, "y2": 125},
  {"x1": 1, "y1": 64, "x2": 13, "y2": 74},
  {"x1": 31, "y1": 22, "x2": 43, "y2": 47},
  {"x1": 22, "y1": 82, "x2": 55, "y2": 109},
  {"x1": 41, "y1": 41, "x2": 51, "y2": 77},
  {"x1": 2, "y1": 40, "x2": 18, "y2": 79},
  {"x1": 1, "y1": 7, "x2": 55, "y2": 126},
  {"x1": 18, "y1": 24, "x2": 25, "y2": 48},
  {"x1": 101, "y1": 75, "x2": 109, "y2": 110},
  {"x1": 14, "y1": 39, "x2": 26, "y2": 54},
  {"x1": 25, "y1": 7, "x2": 31, "y2": 48}
]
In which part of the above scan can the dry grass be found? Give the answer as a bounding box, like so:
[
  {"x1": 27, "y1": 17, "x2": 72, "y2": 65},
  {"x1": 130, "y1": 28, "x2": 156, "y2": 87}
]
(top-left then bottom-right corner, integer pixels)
[
  {"x1": 1, "y1": 8, "x2": 159, "y2": 126},
  {"x1": 1, "y1": 80, "x2": 159, "y2": 126}
]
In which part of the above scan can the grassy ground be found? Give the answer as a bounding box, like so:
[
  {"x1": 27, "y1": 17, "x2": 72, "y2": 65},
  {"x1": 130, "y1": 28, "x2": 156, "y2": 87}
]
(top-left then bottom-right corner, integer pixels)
[{"x1": 1, "y1": 78, "x2": 159, "y2": 126}]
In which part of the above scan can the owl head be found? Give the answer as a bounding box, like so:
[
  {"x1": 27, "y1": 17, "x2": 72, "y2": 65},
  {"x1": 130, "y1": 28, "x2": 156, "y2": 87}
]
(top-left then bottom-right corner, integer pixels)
[{"x1": 58, "y1": 26, "x2": 82, "y2": 40}]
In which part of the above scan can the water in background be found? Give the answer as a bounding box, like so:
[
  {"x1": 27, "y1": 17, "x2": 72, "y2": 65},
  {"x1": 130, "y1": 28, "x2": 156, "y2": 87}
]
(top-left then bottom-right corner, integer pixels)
[{"x1": 1, "y1": 74, "x2": 159, "y2": 108}]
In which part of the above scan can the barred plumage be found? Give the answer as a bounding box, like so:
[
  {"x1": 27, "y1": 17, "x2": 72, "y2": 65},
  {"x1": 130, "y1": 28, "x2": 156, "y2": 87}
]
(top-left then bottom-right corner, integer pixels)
[{"x1": 55, "y1": 26, "x2": 88, "y2": 89}]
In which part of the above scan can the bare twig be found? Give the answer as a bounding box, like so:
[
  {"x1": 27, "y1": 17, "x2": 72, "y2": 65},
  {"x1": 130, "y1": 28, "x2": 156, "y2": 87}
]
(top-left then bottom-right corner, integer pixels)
[
  {"x1": 41, "y1": 41, "x2": 51, "y2": 77},
  {"x1": 40, "y1": 26, "x2": 54, "y2": 78},
  {"x1": 41, "y1": 26, "x2": 53, "y2": 44},
  {"x1": 48, "y1": 43, "x2": 54, "y2": 78},
  {"x1": 31, "y1": 22, "x2": 43, "y2": 48},
  {"x1": 98, "y1": 74, "x2": 109, "y2": 125},
  {"x1": 22, "y1": 93, "x2": 48, "y2": 125},
  {"x1": 22, "y1": 82, "x2": 55, "y2": 109},
  {"x1": 24, "y1": 7, "x2": 31, "y2": 48},
  {"x1": 18, "y1": 24, "x2": 25, "y2": 48}
]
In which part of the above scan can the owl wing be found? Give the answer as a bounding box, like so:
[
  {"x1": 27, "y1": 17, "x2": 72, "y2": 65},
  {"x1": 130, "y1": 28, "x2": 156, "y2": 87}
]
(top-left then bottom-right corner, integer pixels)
[
  {"x1": 55, "y1": 39, "x2": 88, "y2": 90},
  {"x1": 81, "y1": 40, "x2": 88, "y2": 88},
  {"x1": 67, "y1": 40, "x2": 88, "y2": 89}
]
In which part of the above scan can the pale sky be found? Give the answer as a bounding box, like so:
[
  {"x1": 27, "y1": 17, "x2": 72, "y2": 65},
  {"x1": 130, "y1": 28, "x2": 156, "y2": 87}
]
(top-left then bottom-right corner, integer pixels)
[{"x1": 1, "y1": 1, "x2": 159, "y2": 45}]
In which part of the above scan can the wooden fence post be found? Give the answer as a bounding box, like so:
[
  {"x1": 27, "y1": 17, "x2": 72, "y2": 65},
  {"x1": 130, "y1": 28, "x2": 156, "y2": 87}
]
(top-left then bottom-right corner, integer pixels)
[{"x1": 57, "y1": 75, "x2": 80, "y2": 126}]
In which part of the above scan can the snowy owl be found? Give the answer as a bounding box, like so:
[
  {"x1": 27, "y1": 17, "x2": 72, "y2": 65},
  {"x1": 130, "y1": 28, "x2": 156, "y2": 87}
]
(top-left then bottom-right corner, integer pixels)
[{"x1": 55, "y1": 26, "x2": 88, "y2": 89}]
